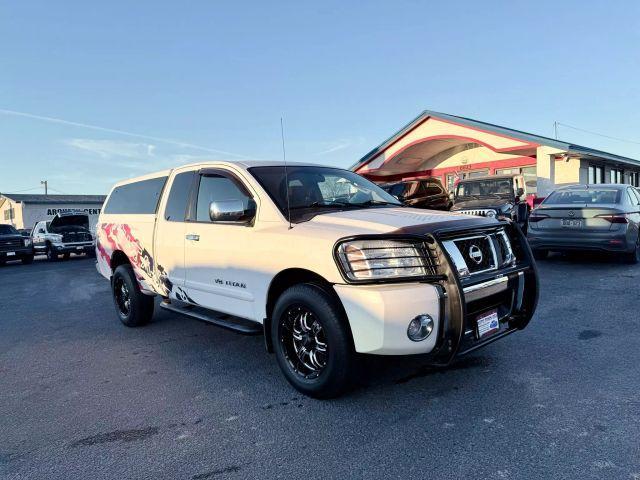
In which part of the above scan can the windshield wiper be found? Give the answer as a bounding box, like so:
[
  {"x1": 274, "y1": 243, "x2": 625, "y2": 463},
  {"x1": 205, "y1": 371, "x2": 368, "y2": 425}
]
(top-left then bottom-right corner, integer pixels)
[
  {"x1": 351, "y1": 199, "x2": 402, "y2": 207},
  {"x1": 289, "y1": 201, "x2": 354, "y2": 210}
]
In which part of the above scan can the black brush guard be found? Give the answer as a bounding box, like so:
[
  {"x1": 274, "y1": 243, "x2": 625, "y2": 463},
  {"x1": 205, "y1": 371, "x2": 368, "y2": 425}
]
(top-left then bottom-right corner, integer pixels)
[{"x1": 423, "y1": 221, "x2": 539, "y2": 365}]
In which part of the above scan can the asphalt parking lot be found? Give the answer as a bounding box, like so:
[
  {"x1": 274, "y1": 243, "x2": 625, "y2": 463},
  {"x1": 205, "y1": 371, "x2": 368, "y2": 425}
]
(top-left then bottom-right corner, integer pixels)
[{"x1": 1, "y1": 254, "x2": 640, "y2": 480}]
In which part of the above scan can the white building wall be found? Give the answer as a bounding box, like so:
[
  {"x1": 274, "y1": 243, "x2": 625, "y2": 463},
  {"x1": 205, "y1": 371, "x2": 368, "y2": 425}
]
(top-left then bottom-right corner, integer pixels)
[{"x1": 19, "y1": 203, "x2": 103, "y2": 231}]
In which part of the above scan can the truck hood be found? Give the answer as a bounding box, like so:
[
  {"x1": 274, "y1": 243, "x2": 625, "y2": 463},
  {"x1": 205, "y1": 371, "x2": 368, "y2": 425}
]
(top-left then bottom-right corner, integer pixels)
[
  {"x1": 304, "y1": 206, "x2": 498, "y2": 235},
  {"x1": 49, "y1": 213, "x2": 90, "y2": 233},
  {"x1": 452, "y1": 197, "x2": 513, "y2": 211},
  {"x1": 0, "y1": 233, "x2": 24, "y2": 242}
]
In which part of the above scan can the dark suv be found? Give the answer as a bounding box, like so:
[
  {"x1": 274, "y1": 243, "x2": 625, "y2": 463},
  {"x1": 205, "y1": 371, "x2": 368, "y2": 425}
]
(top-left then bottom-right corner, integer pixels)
[
  {"x1": 381, "y1": 177, "x2": 452, "y2": 211},
  {"x1": 451, "y1": 174, "x2": 530, "y2": 231},
  {"x1": 0, "y1": 224, "x2": 34, "y2": 265}
]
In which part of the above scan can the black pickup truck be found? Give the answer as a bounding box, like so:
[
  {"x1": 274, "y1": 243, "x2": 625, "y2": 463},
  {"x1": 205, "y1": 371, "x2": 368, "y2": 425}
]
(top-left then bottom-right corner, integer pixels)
[{"x1": 0, "y1": 224, "x2": 34, "y2": 265}]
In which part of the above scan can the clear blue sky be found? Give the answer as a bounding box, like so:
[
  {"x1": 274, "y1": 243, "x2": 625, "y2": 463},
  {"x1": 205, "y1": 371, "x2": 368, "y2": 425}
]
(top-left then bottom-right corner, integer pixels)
[{"x1": 1, "y1": 0, "x2": 639, "y2": 194}]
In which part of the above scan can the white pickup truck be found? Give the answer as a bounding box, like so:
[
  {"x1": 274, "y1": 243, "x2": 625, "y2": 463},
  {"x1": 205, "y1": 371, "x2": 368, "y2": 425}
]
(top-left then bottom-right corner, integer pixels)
[{"x1": 96, "y1": 161, "x2": 538, "y2": 398}]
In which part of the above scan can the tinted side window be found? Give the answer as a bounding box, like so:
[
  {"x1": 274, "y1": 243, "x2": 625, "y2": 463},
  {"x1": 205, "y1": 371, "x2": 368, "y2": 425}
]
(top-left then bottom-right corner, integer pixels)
[
  {"x1": 164, "y1": 172, "x2": 195, "y2": 221},
  {"x1": 196, "y1": 175, "x2": 252, "y2": 222},
  {"x1": 104, "y1": 177, "x2": 168, "y2": 214}
]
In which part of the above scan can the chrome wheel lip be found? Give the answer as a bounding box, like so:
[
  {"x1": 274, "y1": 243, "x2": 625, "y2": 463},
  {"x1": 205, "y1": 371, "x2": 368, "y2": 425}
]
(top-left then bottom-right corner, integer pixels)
[{"x1": 279, "y1": 305, "x2": 328, "y2": 380}]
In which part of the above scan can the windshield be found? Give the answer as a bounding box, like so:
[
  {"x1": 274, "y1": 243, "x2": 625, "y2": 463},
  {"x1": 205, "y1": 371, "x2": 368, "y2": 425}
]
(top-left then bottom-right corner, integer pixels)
[
  {"x1": 0, "y1": 224, "x2": 18, "y2": 235},
  {"x1": 456, "y1": 178, "x2": 514, "y2": 197},
  {"x1": 543, "y1": 188, "x2": 621, "y2": 205},
  {"x1": 383, "y1": 183, "x2": 407, "y2": 197},
  {"x1": 249, "y1": 166, "x2": 402, "y2": 222}
]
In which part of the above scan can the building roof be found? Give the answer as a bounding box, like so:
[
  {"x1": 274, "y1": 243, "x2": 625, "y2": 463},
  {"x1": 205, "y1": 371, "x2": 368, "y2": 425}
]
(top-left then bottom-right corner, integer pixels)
[
  {"x1": 0, "y1": 193, "x2": 106, "y2": 205},
  {"x1": 351, "y1": 110, "x2": 640, "y2": 170}
]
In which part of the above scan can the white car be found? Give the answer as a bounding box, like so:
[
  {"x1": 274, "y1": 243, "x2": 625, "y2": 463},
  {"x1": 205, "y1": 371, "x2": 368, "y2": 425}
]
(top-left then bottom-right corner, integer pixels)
[{"x1": 96, "y1": 161, "x2": 538, "y2": 398}]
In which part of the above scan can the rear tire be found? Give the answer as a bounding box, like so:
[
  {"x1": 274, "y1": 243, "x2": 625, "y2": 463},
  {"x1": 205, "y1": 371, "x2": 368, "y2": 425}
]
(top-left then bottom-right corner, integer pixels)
[
  {"x1": 111, "y1": 264, "x2": 154, "y2": 327},
  {"x1": 532, "y1": 249, "x2": 548, "y2": 260},
  {"x1": 63, "y1": 253, "x2": 71, "y2": 260},
  {"x1": 21, "y1": 255, "x2": 34, "y2": 265},
  {"x1": 271, "y1": 283, "x2": 355, "y2": 399},
  {"x1": 624, "y1": 239, "x2": 640, "y2": 264}
]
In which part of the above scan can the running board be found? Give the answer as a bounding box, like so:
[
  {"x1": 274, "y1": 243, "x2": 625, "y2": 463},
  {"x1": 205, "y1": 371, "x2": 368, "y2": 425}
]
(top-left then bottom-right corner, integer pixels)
[{"x1": 159, "y1": 302, "x2": 262, "y2": 335}]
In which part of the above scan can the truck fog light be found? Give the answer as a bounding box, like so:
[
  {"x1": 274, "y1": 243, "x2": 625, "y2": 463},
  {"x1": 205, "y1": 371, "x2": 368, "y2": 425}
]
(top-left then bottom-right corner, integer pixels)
[{"x1": 407, "y1": 314, "x2": 434, "y2": 342}]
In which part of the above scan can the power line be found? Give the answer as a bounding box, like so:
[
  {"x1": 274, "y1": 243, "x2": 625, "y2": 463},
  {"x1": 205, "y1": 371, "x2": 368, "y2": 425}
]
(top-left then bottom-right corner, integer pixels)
[
  {"x1": 556, "y1": 122, "x2": 640, "y2": 146},
  {"x1": 2, "y1": 186, "x2": 43, "y2": 193}
]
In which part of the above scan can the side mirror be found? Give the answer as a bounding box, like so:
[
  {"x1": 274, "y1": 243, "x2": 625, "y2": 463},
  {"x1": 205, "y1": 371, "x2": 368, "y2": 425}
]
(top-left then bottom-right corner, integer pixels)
[{"x1": 209, "y1": 199, "x2": 255, "y2": 223}]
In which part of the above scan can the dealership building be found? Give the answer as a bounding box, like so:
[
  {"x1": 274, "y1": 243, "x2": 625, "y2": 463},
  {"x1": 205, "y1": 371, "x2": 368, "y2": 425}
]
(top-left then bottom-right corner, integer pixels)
[
  {"x1": 351, "y1": 110, "x2": 640, "y2": 198},
  {"x1": 0, "y1": 194, "x2": 106, "y2": 230}
]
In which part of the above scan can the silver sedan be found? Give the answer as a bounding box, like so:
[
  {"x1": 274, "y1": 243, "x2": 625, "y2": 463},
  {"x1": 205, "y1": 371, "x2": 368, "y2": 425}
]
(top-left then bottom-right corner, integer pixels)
[{"x1": 527, "y1": 184, "x2": 640, "y2": 263}]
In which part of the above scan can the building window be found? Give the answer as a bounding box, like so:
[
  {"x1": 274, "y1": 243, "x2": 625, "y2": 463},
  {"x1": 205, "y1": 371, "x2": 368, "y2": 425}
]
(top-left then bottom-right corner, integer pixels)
[
  {"x1": 446, "y1": 173, "x2": 456, "y2": 192},
  {"x1": 466, "y1": 169, "x2": 489, "y2": 179},
  {"x1": 629, "y1": 172, "x2": 640, "y2": 187},
  {"x1": 588, "y1": 165, "x2": 604, "y2": 184},
  {"x1": 3, "y1": 208, "x2": 13, "y2": 220},
  {"x1": 495, "y1": 167, "x2": 521, "y2": 175},
  {"x1": 521, "y1": 166, "x2": 537, "y2": 195},
  {"x1": 610, "y1": 168, "x2": 623, "y2": 184}
]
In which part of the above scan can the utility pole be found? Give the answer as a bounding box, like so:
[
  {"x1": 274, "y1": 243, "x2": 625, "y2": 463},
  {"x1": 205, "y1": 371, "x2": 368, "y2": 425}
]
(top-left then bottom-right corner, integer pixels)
[
  {"x1": 554, "y1": 121, "x2": 558, "y2": 140},
  {"x1": 41, "y1": 180, "x2": 48, "y2": 195}
]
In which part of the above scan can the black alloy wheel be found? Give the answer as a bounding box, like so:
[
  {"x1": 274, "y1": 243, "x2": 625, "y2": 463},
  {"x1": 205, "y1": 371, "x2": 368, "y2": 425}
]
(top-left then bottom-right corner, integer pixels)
[
  {"x1": 114, "y1": 276, "x2": 132, "y2": 318},
  {"x1": 279, "y1": 305, "x2": 328, "y2": 379},
  {"x1": 271, "y1": 284, "x2": 355, "y2": 399},
  {"x1": 111, "y1": 264, "x2": 154, "y2": 327}
]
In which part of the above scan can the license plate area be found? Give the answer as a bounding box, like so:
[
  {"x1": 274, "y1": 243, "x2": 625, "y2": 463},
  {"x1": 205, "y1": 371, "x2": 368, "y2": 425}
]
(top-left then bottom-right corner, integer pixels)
[
  {"x1": 6, "y1": 251, "x2": 15, "y2": 256},
  {"x1": 476, "y1": 309, "x2": 500, "y2": 339},
  {"x1": 561, "y1": 219, "x2": 582, "y2": 227},
  {"x1": 76, "y1": 246, "x2": 83, "y2": 250}
]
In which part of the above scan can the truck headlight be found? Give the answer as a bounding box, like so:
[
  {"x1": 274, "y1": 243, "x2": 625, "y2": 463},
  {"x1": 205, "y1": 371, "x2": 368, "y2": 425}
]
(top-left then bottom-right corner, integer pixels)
[
  {"x1": 335, "y1": 238, "x2": 432, "y2": 282},
  {"x1": 50, "y1": 234, "x2": 63, "y2": 245},
  {"x1": 23, "y1": 238, "x2": 32, "y2": 247}
]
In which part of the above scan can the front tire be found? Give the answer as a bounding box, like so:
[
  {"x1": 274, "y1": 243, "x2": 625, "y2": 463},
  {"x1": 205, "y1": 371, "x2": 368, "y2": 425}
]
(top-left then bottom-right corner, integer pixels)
[
  {"x1": 111, "y1": 264, "x2": 154, "y2": 327},
  {"x1": 46, "y1": 244, "x2": 59, "y2": 261},
  {"x1": 21, "y1": 255, "x2": 34, "y2": 265},
  {"x1": 271, "y1": 284, "x2": 355, "y2": 399}
]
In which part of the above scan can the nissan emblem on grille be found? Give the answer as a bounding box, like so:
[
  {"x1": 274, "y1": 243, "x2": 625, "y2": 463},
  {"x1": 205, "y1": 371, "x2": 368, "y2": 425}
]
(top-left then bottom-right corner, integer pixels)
[{"x1": 468, "y1": 244, "x2": 483, "y2": 264}]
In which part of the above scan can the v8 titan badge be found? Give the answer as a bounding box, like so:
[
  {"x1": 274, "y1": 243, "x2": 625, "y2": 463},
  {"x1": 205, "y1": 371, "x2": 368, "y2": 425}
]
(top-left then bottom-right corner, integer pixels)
[{"x1": 476, "y1": 309, "x2": 499, "y2": 339}]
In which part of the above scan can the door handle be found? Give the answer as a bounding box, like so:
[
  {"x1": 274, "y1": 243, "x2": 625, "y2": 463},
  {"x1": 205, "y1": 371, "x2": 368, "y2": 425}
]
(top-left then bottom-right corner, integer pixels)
[{"x1": 186, "y1": 234, "x2": 200, "y2": 241}]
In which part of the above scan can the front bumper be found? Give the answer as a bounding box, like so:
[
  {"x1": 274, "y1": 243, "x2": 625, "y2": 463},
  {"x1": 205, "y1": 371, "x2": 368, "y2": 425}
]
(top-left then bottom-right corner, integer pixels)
[
  {"x1": 51, "y1": 242, "x2": 95, "y2": 254},
  {"x1": 334, "y1": 223, "x2": 538, "y2": 360},
  {"x1": 0, "y1": 247, "x2": 34, "y2": 260},
  {"x1": 527, "y1": 229, "x2": 634, "y2": 253}
]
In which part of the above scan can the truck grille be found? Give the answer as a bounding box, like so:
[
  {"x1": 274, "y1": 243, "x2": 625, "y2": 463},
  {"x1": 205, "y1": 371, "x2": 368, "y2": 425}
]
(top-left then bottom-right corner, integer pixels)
[
  {"x1": 441, "y1": 228, "x2": 515, "y2": 277},
  {"x1": 0, "y1": 238, "x2": 22, "y2": 251},
  {"x1": 61, "y1": 232, "x2": 92, "y2": 243},
  {"x1": 453, "y1": 235, "x2": 495, "y2": 273},
  {"x1": 458, "y1": 209, "x2": 497, "y2": 217}
]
